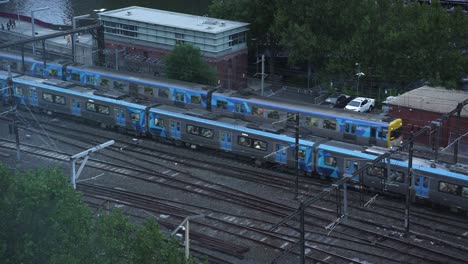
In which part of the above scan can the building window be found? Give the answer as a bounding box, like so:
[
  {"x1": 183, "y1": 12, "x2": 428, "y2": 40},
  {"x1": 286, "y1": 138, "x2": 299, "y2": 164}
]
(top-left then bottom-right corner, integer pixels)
[
  {"x1": 229, "y1": 32, "x2": 246, "y2": 46},
  {"x1": 175, "y1": 33, "x2": 184, "y2": 39}
]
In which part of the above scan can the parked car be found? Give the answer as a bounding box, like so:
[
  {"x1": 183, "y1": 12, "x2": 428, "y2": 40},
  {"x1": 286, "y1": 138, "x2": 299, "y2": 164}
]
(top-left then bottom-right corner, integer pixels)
[
  {"x1": 345, "y1": 97, "x2": 375, "y2": 112},
  {"x1": 321, "y1": 93, "x2": 354, "y2": 108}
]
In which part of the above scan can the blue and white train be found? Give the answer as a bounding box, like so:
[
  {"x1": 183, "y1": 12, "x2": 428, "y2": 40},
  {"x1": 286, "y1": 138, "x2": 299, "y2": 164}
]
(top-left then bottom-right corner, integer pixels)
[
  {"x1": 0, "y1": 51, "x2": 403, "y2": 148},
  {"x1": 1, "y1": 71, "x2": 467, "y2": 213}
]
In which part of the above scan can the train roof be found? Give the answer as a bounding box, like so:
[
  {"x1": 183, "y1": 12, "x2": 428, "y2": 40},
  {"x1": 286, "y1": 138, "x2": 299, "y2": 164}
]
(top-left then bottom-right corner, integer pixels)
[
  {"x1": 68, "y1": 64, "x2": 210, "y2": 92},
  {"x1": 230, "y1": 93, "x2": 396, "y2": 125},
  {"x1": 150, "y1": 104, "x2": 316, "y2": 146},
  {"x1": 321, "y1": 140, "x2": 468, "y2": 180}
]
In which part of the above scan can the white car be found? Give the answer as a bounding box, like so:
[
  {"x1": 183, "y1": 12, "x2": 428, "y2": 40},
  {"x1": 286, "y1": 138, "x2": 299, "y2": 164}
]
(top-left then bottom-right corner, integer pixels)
[{"x1": 345, "y1": 97, "x2": 375, "y2": 112}]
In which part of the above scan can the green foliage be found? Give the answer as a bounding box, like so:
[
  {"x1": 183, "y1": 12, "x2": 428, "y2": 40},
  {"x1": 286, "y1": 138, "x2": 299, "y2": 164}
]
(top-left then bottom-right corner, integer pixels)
[
  {"x1": 0, "y1": 164, "x2": 195, "y2": 264},
  {"x1": 210, "y1": 0, "x2": 468, "y2": 90},
  {"x1": 164, "y1": 43, "x2": 217, "y2": 86}
]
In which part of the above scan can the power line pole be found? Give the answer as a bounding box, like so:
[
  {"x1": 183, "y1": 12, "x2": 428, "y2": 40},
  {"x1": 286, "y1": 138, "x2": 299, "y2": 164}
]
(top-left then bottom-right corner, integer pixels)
[{"x1": 295, "y1": 112, "x2": 300, "y2": 199}]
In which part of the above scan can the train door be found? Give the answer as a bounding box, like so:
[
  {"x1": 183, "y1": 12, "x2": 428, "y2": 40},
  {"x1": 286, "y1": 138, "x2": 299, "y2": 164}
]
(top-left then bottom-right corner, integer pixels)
[
  {"x1": 28, "y1": 87, "x2": 38, "y2": 106},
  {"x1": 71, "y1": 99, "x2": 81, "y2": 116},
  {"x1": 274, "y1": 143, "x2": 287, "y2": 164},
  {"x1": 115, "y1": 108, "x2": 125, "y2": 126},
  {"x1": 370, "y1": 127, "x2": 377, "y2": 145},
  {"x1": 220, "y1": 131, "x2": 232, "y2": 151},
  {"x1": 170, "y1": 120, "x2": 181, "y2": 139},
  {"x1": 344, "y1": 122, "x2": 357, "y2": 141},
  {"x1": 298, "y1": 146, "x2": 313, "y2": 173},
  {"x1": 413, "y1": 174, "x2": 430, "y2": 198},
  {"x1": 344, "y1": 159, "x2": 359, "y2": 182}
]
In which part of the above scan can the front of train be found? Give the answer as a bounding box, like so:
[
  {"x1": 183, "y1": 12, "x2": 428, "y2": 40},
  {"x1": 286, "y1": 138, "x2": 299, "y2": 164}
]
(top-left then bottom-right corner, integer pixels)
[{"x1": 388, "y1": 118, "x2": 404, "y2": 148}]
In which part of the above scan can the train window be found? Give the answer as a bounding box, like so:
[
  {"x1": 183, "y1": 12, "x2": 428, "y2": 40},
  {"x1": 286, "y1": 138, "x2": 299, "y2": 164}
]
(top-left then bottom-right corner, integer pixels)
[
  {"x1": 100, "y1": 78, "x2": 110, "y2": 87},
  {"x1": 34, "y1": 66, "x2": 43, "y2": 75},
  {"x1": 48, "y1": 68, "x2": 58, "y2": 77},
  {"x1": 98, "y1": 105, "x2": 110, "y2": 115},
  {"x1": 175, "y1": 92, "x2": 185, "y2": 102},
  {"x1": 238, "y1": 136, "x2": 251, "y2": 147},
  {"x1": 253, "y1": 140, "x2": 267, "y2": 150},
  {"x1": 187, "y1": 125, "x2": 199, "y2": 135},
  {"x1": 191, "y1": 95, "x2": 201, "y2": 104},
  {"x1": 462, "y1": 187, "x2": 468, "y2": 198},
  {"x1": 216, "y1": 100, "x2": 227, "y2": 109},
  {"x1": 370, "y1": 127, "x2": 377, "y2": 138},
  {"x1": 367, "y1": 166, "x2": 384, "y2": 177},
  {"x1": 15, "y1": 87, "x2": 23, "y2": 96},
  {"x1": 235, "y1": 103, "x2": 245, "y2": 113},
  {"x1": 323, "y1": 120, "x2": 336, "y2": 130},
  {"x1": 325, "y1": 156, "x2": 337, "y2": 167},
  {"x1": 29, "y1": 88, "x2": 37, "y2": 98},
  {"x1": 154, "y1": 118, "x2": 164, "y2": 127},
  {"x1": 298, "y1": 149, "x2": 305, "y2": 159},
  {"x1": 131, "y1": 113, "x2": 140, "y2": 122},
  {"x1": 252, "y1": 106, "x2": 264, "y2": 116},
  {"x1": 71, "y1": 72, "x2": 80, "y2": 82},
  {"x1": 54, "y1": 95, "x2": 65, "y2": 105},
  {"x1": 345, "y1": 123, "x2": 356, "y2": 134},
  {"x1": 379, "y1": 128, "x2": 388, "y2": 139},
  {"x1": 439, "y1": 182, "x2": 461, "y2": 196},
  {"x1": 86, "y1": 75, "x2": 95, "y2": 85},
  {"x1": 287, "y1": 113, "x2": 297, "y2": 121},
  {"x1": 158, "y1": 88, "x2": 169, "y2": 98},
  {"x1": 305, "y1": 116, "x2": 319, "y2": 127},
  {"x1": 201, "y1": 128, "x2": 214, "y2": 138},
  {"x1": 267, "y1": 110, "x2": 280, "y2": 119},
  {"x1": 86, "y1": 102, "x2": 96, "y2": 112},
  {"x1": 113, "y1": 81, "x2": 125, "y2": 91},
  {"x1": 144, "y1": 87, "x2": 154, "y2": 96},
  {"x1": 129, "y1": 84, "x2": 138, "y2": 96},
  {"x1": 423, "y1": 177, "x2": 429, "y2": 188},
  {"x1": 389, "y1": 170, "x2": 404, "y2": 183},
  {"x1": 42, "y1": 93, "x2": 53, "y2": 102}
]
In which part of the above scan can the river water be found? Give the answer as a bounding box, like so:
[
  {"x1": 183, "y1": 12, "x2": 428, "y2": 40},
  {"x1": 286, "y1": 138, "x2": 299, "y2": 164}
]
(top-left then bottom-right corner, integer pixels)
[{"x1": 0, "y1": 0, "x2": 211, "y2": 24}]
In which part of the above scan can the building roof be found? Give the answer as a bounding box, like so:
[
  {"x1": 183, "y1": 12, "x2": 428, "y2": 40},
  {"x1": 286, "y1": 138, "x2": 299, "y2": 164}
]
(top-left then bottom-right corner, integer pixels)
[
  {"x1": 98, "y1": 6, "x2": 249, "y2": 34},
  {"x1": 390, "y1": 86, "x2": 468, "y2": 117}
]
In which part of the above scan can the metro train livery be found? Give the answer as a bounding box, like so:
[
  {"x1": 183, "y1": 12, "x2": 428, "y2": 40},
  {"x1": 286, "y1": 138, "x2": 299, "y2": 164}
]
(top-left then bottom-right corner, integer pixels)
[
  {"x1": 0, "y1": 52, "x2": 403, "y2": 148},
  {"x1": 1, "y1": 71, "x2": 467, "y2": 213}
]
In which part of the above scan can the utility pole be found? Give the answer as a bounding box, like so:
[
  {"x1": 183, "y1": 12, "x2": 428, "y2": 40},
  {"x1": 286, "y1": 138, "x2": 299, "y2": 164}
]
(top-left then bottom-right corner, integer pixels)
[
  {"x1": 294, "y1": 112, "x2": 300, "y2": 199},
  {"x1": 256, "y1": 55, "x2": 266, "y2": 96},
  {"x1": 404, "y1": 132, "x2": 414, "y2": 234},
  {"x1": 299, "y1": 202, "x2": 305, "y2": 264}
]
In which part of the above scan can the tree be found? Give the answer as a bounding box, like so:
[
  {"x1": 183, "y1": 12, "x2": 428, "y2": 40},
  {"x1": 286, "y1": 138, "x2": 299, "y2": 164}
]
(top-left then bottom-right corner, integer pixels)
[
  {"x1": 0, "y1": 164, "x2": 196, "y2": 263},
  {"x1": 209, "y1": 0, "x2": 281, "y2": 81},
  {"x1": 165, "y1": 43, "x2": 217, "y2": 86}
]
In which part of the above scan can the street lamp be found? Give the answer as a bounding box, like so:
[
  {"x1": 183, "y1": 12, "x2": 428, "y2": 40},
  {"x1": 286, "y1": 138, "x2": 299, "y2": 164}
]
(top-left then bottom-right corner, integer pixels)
[
  {"x1": 355, "y1": 62, "x2": 365, "y2": 95},
  {"x1": 31, "y1": 7, "x2": 50, "y2": 56}
]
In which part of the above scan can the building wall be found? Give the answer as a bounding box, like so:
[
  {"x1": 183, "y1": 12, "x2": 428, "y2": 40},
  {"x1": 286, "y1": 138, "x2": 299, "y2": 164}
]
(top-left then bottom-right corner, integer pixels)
[
  {"x1": 388, "y1": 106, "x2": 468, "y2": 148},
  {"x1": 106, "y1": 39, "x2": 248, "y2": 90}
]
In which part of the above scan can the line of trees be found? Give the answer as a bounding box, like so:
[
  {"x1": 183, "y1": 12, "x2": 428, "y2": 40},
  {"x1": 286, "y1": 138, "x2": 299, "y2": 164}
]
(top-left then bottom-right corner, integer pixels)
[
  {"x1": 0, "y1": 164, "x2": 195, "y2": 263},
  {"x1": 209, "y1": 0, "x2": 468, "y2": 91}
]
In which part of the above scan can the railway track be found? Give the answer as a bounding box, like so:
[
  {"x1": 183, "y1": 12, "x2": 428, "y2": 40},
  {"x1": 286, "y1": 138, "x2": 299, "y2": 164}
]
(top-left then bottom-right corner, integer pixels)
[{"x1": 1, "y1": 111, "x2": 468, "y2": 263}]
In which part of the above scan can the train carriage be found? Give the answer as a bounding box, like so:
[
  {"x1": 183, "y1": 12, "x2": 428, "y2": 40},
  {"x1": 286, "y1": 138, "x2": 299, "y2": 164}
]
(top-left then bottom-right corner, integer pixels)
[
  {"x1": 9, "y1": 75, "x2": 148, "y2": 135},
  {"x1": 2, "y1": 71, "x2": 467, "y2": 213},
  {"x1": 147, "y1": 104, "x2": 316, "y2": 173},
  {"x1": 0, "y1": 51, "x2": 403, "y2": 148}
]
